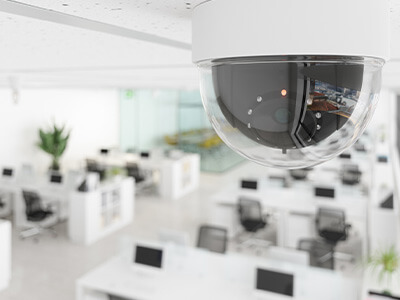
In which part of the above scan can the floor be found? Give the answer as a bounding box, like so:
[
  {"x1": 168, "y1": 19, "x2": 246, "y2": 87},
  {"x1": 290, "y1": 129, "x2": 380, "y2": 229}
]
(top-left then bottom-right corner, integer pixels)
[{"x1": 0, "y1": 161, "x2": 359, "y2": 300}]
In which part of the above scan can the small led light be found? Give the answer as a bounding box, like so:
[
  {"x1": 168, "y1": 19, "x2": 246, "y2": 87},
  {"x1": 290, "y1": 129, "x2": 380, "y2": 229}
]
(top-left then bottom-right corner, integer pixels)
[{"x1": 281, "y1": 89, "x2": 287, "y2": 97}]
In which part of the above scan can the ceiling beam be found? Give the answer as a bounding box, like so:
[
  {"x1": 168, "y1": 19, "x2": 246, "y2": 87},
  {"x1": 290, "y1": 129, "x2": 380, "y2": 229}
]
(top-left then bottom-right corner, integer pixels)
[{"x1": 0, "y1": 0, "x2": 192, "y2": 50}]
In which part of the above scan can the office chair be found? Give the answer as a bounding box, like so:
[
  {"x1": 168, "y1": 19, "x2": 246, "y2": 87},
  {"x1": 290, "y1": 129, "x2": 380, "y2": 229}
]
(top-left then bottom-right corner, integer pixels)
[
  {"x1": 341, "y1": 164, "x2": 362, "y2": 185},
  {"x1": 234, "y1": 197, "x2": 270, "y2": 250},
  {"x1": 0, "y1": 193, "x2": 10, "y2": 218},
  {"x1": 86, "y1": 159, "x2": 106, "y2": 181},
  {"x1": 197, "y1": 225, "x2": 228, "y2": 254},
  {"x1": 0, "y1": 195, "x2": 4, "y2": 209},
  {"x1": 316, "y1": 207, "x2": 351, "y2": 245},
  {"x1": 298, "y1": 238, "x2": 335, "y2": 270},
  {"x1": 20, "y1": 190, "x2": 57, "y2": 241},
  {"x1": 298, "y1": 207, "x2": 353, "y2": 269},
  {"x1": 126, "y1": 162, "x2": 145, "y2": 184},
  {"x1": 238, "y1": 197, "x2": 267, "y2": 232}
]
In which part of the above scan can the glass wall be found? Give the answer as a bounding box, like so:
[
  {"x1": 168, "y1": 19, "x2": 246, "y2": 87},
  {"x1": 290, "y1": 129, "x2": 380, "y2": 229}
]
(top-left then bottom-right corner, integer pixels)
[{"x1": 120, "y1": 89, "x2": 243, "y2": 172}]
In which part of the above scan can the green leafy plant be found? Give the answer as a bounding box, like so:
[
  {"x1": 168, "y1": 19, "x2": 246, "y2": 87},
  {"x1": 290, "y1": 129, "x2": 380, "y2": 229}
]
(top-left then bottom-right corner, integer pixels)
[
  {"x1": 37, "y1": 123, "x2": 70, "y2": 171},
  {"x1": 367, "y1": 246, "x2": 400, "y2": 295},
  {"x1": 106, "y1": 166, "x2": 126, "y2": 179}
]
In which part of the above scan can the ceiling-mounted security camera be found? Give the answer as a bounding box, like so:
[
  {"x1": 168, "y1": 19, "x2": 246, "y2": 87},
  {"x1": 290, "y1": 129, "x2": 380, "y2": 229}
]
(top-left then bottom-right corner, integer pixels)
[{"x1": 192, "y1": 0, "x2": 390, "y2": 169}]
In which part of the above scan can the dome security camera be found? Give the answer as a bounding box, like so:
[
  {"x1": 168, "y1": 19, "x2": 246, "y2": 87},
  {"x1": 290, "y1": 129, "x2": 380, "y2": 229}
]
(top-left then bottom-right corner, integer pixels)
[{"x1": 192, "y1": 0, "x2": 390, "y2": 169}]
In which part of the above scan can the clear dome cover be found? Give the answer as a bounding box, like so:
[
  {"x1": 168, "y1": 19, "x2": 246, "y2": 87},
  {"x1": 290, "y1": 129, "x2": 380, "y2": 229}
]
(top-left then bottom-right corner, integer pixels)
[{"x1": 198, "y1": 56, "x2": 384, "y2": 169}]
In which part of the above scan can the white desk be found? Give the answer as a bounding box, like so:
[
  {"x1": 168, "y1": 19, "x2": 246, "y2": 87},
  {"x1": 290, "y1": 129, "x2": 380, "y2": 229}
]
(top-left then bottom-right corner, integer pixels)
[
  {"x1": 209, "y1": 173, "x2": 369, "y2": 252},
  {"x1": 0, "y1": 220, "x2": 11, "y2": 292},
  {"x1": 68, "y1": 177, "x2": 134, "y2": 245},
  {"x1": 0, "y1": 178, "x2": 18, "y2": 218},
  {"x1": 77, "y1": 244, "x2": 360, "y2": 300},
  {"x1": 89, "y1": 152, "x2": 200, "y2": 200}
]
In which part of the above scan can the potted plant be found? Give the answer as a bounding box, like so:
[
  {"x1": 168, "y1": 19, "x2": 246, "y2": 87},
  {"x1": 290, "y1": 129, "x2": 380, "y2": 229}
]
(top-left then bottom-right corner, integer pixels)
[
  {"x1": 107, "y1": 166, "x2": 126, "y2": 181},
  {"x1": 366, "y1": 246, "x2": 400, "y2": 296},
  {"x1": 37, "y1": 123, "x2": 70, "y2": 171}
]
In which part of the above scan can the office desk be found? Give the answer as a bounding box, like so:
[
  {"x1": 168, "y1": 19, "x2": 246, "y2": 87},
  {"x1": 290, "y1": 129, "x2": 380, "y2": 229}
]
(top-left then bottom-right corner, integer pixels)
[
  {"x1": 89, "y1": 153, "x2": 200, "y2": 200},
  {"x1": 68, "y1": 177, "x2": 134, "y2": 245},
  {"x1": 209, "y1": 176, "x2": 369, "y2": 251},
  {"x1": 0, "y1": 179, "x2": 18, "y2": 218},
  {"x1": 0, "y1": 220, "x2": 11, "y2": 292},
  {"x1": 77, "y1": 244, "x2": 360, "y2": 300}
]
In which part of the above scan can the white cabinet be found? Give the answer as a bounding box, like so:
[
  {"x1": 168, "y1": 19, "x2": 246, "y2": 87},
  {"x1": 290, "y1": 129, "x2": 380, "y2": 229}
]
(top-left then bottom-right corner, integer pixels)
[
  {"x1": 0, "y1": 220, "x2": 11, "y2": 291},
  {"x1": 68, "y1": 177, "x2": 134, "y2": 245},
  {"x1": 159, "y1": 154, "x2": 200, "y2": 200}
]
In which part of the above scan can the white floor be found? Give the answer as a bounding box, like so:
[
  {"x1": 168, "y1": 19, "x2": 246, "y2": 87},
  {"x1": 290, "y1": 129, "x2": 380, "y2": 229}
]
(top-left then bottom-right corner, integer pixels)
[{"x1": 0, "y1": 161, "x2": 359, "y2": 300}]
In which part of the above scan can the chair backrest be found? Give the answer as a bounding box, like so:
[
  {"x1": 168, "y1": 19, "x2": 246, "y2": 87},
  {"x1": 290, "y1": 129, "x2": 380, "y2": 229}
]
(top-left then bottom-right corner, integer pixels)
[
  {"x1": 238, "y1": 197, "x2": 263, "y2": 223},
  {"x1": 126, "y1": 163, "x2": 140, "y2": 176},
  {"x1": 197, "y1": 225, "x2": 228, "y2": 254},
  {"x1": 86, "y1": 159, "x2": 99, "y2": 172},
  {"x1": 298, "y1": 238, "x2": 334, "y2": 270},
  {"x1": 316, "y1": 207, "x2": 348, "y2": 243},
  {"x1": 22, "y1": 190, "x2": 43, "y2": 217}
]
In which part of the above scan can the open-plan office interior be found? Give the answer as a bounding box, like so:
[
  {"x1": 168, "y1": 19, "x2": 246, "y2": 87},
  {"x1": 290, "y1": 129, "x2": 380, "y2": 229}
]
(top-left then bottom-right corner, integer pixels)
[{"x1": 1, "y1": 1, "x2": 400, "y2": 300}]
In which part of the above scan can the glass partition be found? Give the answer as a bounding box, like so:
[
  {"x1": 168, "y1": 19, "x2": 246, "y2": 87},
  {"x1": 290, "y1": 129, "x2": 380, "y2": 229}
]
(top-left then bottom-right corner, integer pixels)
[{"x1": 120, "y1": 89, "x2": 243, "y2": 172}]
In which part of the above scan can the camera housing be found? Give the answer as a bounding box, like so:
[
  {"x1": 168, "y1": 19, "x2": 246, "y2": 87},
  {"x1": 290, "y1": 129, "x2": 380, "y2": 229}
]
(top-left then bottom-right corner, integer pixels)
[{"x1": 192, "y1": 0, "x2": 390, "y2": 169}]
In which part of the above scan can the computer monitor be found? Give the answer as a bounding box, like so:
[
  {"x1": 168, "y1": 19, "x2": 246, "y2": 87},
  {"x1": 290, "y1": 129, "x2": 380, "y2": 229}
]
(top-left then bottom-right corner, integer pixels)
[
  {"x1": 377, "y1": 155, "x2": 388, "y2": 163},
  {"x1": 140, "y1": 152, "x2": 150, "y2": 158},
  {"x1": 315, "y1": 187, "x2": 335, "y2": 198},
  {"x1": 339, "y1": 153, "x2": 351, "y2": 159},
  {"x1": 50, "y1": 174, "x2": 63, "y2": 184},
  {"x1": 241, "y1": 180, "x2": 258, "y2": 190},
  {"x1": 134, "y1": 245, "x2": 163, "y2": 269},
  {"x1": 2, "y1": 168, "x2": 13, "y2": 177},
  {"x1": 256, "y1": 268, "x2": 294, "y2": 297},
  {"x1": 100, "y1": 148, "x2": 109, "y2": 155}
]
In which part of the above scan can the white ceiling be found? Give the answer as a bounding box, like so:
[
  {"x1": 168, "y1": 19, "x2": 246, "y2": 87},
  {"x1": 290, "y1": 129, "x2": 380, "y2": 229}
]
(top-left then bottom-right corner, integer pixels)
[{"x1": 0, "y1": 0, "x2": 399, "y2": 90}]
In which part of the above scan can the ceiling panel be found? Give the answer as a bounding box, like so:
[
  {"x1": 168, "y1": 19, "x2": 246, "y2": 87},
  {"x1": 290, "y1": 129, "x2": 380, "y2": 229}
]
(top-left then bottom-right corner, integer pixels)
[
  {"x1": 0, "y1": 0, "x2": 399, "y2": 89},
  {"x1": 10, "y1": 0, "x2": 205, "y2": 44}
]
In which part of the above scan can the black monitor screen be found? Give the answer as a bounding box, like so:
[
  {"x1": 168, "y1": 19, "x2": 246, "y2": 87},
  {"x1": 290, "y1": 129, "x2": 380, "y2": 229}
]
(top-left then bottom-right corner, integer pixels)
[
  {"x1": 315, "y1": 187, "x2": 335, "y2": 198},
  {"x1": 256, "y1": 268, "x2": 294, "y2": 296},
  {"x1": 100, "y1": 148, "x2": 109, "y2": 155},
  {"x1": 377, "y1": 155, "x2": 388, "y2": 163},
  {"x1": 140, "y1": 152, "x2": 150, "y2": 158},
  {"x1": 241, "y1": 180, "x2": 258, "y2": 190},
  {"x1": 2, "y1": 168, "x2": 13, "y2": 177},
  {"x1": 134, "y1": 245, "x2": 163, "y2": 268},
  {"x1": 339, "y1": 153, "x2": 351, "y2": 159},
  {"x1": 50, "y1": 174, "x2": 63, "y2": 184}
]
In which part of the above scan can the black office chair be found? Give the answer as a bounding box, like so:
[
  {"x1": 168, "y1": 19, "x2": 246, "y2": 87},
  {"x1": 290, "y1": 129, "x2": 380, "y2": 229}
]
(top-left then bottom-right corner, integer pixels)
[
  {"x1": 197, "y1": 225, "x2": 228, "y2": 254},
  {"x1": 0, "y1": 192, "x2": 12, "y2": 218},
  {"x1": 298, "y1": 238, "x2": 335, "y2": 270},
  {"x1": 126, "y1": 162, "x2": 145, "y2": 183},
  {"x1": 86, "y1": 159, "x2": 106, "y2": 181},
  {"x1": 238, "y1": 197, "x2": 267, "y2": 232},
  {"x1": 316, "y1": 207, "x2": 351, "y2": 245},
  {"x1": 0, "y1": 196, "x2": 4, "y2": 209},
  {"x1": 234, "y1": 197, "x2": 271, "y2": 250},
  {"x1": 298, "y1": 207, "x2": 352, "y2": 269},
  {"x1": 20, "y1": 190, "x2": 57, "y2": 241},
  {"x1": 341, "y1": 164, "x2": 362, "y2": 185}
]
